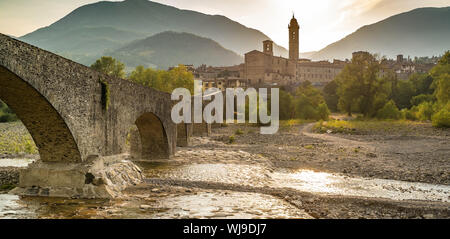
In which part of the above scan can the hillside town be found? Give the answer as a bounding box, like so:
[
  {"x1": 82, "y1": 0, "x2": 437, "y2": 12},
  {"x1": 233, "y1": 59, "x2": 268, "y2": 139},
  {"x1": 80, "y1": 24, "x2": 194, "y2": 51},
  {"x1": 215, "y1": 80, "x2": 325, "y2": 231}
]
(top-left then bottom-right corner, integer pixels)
[{"x1": 188, "y1": 15, "x2": 436, "y2": 92}]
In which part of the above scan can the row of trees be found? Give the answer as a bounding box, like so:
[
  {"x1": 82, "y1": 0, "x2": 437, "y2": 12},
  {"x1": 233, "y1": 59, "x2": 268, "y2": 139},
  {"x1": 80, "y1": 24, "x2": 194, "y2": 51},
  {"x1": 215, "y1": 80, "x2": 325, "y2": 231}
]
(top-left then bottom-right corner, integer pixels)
[
  {"x1": 92, "y1": 56, "x2": 330, "y2": 122},
  {"x1": 323, "y1": 51, "x2": 449, "y2": 127},
  {"x1": 279, "y1": 82, "x2": 330, "y2": 121},
  {"x1": 90, "y1": 56, "x2": 194, "y2": 94},
  {"x1": 90, "y1": 55, "x2": 448, "y2": 127}
]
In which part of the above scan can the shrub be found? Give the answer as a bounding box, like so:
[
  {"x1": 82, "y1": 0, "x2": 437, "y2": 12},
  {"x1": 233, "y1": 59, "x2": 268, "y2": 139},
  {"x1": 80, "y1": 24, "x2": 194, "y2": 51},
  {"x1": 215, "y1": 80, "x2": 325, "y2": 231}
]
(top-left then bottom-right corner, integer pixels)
[
  {"x1": 401, "y1": 108, "x2": 417, "y2": 120},
  {"x1": 0, "y1": 113, "x2": 17, "y2": 123},
  {"x1": 228, "y1": 135, "x2": 235, "y2": 144},
  {"x1": 432, "y1": 104, "x2": 450, "y2": 128},
  {"x1": 416, "y1": 101, "x2": 434, "y2": 121},
  {"x1": 410, "y1": 94, "x2": 434, "y2": 107},
  {"x1": 376, "y1": 100, "x2": 401, "y2": 119},
  {"x1": 317, "y1": 103, "x2": 330, "y2": 120}
]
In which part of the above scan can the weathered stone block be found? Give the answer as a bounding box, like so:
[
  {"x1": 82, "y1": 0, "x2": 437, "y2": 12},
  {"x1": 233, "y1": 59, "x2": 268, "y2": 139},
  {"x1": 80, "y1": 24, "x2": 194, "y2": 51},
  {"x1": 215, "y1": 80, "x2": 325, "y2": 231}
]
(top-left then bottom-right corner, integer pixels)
[{"x1": 10, "y1": 155, "x2": 144, "y2": 198}]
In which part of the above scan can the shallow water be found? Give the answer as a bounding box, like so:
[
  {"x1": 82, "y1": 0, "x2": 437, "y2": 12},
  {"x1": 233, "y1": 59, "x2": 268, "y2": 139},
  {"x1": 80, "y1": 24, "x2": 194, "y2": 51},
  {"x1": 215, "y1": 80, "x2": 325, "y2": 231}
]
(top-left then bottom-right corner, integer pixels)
[
  {"x1": 1, "y1": 158, "x2": 449, "y2": 218},
  {"x1": 0, "y1": 191, "x2": 311, "y2": 219},
  {"x1": 139, "y1": 162, "x2": 271, "y2": 187},
  {"x1": 272, "y1": 169, "x2": 450, "y2": 202},
  {"x1": 140, "y1": 162, "x2": 450, "y2": 202},
  {"x1": 0, "y1": 158, "x2": 34, "y2": 167}
]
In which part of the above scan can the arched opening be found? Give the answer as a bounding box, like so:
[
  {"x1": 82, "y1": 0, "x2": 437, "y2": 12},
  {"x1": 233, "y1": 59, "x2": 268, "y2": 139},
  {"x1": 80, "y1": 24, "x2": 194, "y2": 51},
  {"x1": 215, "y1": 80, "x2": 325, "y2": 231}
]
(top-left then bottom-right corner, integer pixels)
[
  {"x1": 133, "y1": 112, "x2": 169, "y2": 159},
  {"x1": 0, "y1": 66, "x2": 82, "y2": 162}
]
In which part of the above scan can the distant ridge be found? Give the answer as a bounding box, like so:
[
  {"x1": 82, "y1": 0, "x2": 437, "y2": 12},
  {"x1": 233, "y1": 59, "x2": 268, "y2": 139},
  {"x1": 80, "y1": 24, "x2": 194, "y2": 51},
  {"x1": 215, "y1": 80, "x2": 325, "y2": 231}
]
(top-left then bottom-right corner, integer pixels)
[
  {"x1": 109, "y1": 31, "x2": 243, "y2": 69},
  {"x1": 312, "y1": 7, "x2": 450, "y2": 60},
  {"x1": 19, "y1": 0, "x2": 287, "y2": 66}
]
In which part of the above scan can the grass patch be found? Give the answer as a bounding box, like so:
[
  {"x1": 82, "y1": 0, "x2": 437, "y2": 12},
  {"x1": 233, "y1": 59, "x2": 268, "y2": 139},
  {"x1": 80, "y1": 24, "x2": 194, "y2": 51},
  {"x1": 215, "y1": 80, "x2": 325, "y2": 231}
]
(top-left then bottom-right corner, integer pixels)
[
  {"x1": 0, "y1": 184, "x2": 16, "y2": 191},
  {"x1": 228, "y1": 135, "x2": 235, "y2": 144},
  {"x1": 313, "y1": 119, "x2": 424, "y2": 135},
  {"x1": 0, "y1": 122, "x2": 38, "y2": 154},
  {"x1": 280, "y1": 119, "x2": 314, "y2": 130},
  {"x1": 234, "y1": 128, "x2": 244, "y2": 135}
]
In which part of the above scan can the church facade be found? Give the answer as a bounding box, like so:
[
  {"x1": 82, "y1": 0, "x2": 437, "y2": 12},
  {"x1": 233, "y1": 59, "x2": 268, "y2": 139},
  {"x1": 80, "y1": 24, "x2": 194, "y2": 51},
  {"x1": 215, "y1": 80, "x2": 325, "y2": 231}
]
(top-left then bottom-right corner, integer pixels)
[
  {"x1": 243, "y1": 15, "x2": 345, "y2": 87},
  {"x1": 244, "y1": 16, "x2": 300, "y2": 86}
]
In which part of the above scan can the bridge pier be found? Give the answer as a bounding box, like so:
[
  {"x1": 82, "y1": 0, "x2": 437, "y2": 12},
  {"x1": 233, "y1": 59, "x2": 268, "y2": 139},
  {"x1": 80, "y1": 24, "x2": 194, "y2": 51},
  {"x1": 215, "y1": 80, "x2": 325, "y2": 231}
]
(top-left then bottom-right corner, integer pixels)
[
  {"x1": 0, "y1": 34, "x2": 178, "y2": 198},
  {"x1": 177, "y1": 123, "x2": 193, "y2": 147},
  {"x1": 193, "y1": 122, "x2": 212, "y2": 136},
  {"x1": 10, "y1": 155, "x2": 143, "y2": 198}
]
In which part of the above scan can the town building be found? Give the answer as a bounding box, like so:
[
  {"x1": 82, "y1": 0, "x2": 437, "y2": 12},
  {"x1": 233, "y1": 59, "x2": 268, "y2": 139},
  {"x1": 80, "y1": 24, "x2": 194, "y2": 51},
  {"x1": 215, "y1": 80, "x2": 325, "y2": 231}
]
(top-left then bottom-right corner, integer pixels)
[
  {"x1": 242, "y1": 15, "x2": 345, "y2": 88},
  {"x1": 191, "y1": 15, "x2": 436, "y2": 92}
]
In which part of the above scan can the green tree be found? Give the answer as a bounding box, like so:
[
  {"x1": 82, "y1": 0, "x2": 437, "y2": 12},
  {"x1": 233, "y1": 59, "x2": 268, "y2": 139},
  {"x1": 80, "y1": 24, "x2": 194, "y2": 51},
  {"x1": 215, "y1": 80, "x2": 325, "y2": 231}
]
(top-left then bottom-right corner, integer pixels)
[
  {"x1": 432, "y1": 103, "x2": 450, "y2": 128},
  {"x1": 0, "y1": 100, "x2": 18, "y2": 122},
  {"x1": 392, "y1": 79, "x2": 416, "y2": 109},
  {"x1": 323, "y1": 80, "x2": 339, "y2": 112},
  {"x1": 376, "y1": 100, "x2": 401, "y2": 119},
  {"x1": 335, "y1": 52, "x2": 390, "y2": 117},
  {"x1": 128, "y1": 64, "x2": 194, "y2": 94},
  {"x1": 279, "y1": 89, "x2": 294, "y2": 120},
  {"x1": 410, "y1": 94, "x2": 435, "y2": 107},
  {"x1": 429, "y1": 51, "x2": 450, "y2": 128},
  {"x1": 409, "y1": 73, "x2": 434, "y2": 95},
  {"x1": 293, "y1": 81, "x2": 329, "y2": 120},
  {"x1": 91, "y1": 56, "x2": 126, "y2": 78},
  {"x1": 430, "y1": 51, "x2": 450, "y2": 107}
]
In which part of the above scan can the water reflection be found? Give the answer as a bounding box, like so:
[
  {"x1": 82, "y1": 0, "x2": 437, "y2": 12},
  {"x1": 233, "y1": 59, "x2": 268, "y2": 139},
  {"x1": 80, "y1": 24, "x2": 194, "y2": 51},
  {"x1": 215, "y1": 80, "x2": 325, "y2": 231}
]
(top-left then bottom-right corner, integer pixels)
[
  {"x1": 272, "y1": 169, "x2": 450, "y2": 202},
  {"x1": 0, "y1": 158, "x2": 34, "y2": 167},
  {"x1": 138, "y1": 162, "x2": 271, "y2": 187},
  {"x1": 0, "y1": 191, "x2": 311, "y2": 219}
]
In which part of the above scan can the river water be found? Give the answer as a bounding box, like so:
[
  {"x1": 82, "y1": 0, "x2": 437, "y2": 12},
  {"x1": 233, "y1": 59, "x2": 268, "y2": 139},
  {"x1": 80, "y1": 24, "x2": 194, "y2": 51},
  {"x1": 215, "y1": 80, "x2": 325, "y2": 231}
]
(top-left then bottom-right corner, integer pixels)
[
  {"x1": 0, "y1": 158, "x2": 34, "y2": 167},
  {"x1": 0, "y1": 159, "x2": 449, "y2": 218}
]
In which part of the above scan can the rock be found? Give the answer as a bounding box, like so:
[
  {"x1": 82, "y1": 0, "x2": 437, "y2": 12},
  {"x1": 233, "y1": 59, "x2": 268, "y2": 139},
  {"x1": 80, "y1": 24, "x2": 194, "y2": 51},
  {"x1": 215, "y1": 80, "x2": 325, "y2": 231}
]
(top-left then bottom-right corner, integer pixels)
[
  {"x1": 212, "y1": 213, "x2": 233, "y2": 218},
  {"x1": 140, "y1": 205, "x2": 151, "y2": 210},
  {"x1": 151, "y1": 188, "x2": 160, "y2": 192},
  {"x1": 422, "y1": 214, "x2": 434, "y2": 219},
  {"x1": 305, "y1": 198, "x2": 315, "y2": 203},
  {"x1": 366, "y1": 153, "x2": 377, "y2": 158}
]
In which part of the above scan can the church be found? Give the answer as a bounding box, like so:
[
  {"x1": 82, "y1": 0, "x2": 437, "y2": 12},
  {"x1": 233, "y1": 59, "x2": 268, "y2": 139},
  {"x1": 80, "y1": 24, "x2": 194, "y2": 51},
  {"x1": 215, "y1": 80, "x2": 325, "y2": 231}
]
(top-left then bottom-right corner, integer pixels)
[
  {"x1": 243, "y1": 15, "x2": 300, "y2": 86},
  {"x1": 198, "y1": 15, "x2": 345, "y2": 91}
]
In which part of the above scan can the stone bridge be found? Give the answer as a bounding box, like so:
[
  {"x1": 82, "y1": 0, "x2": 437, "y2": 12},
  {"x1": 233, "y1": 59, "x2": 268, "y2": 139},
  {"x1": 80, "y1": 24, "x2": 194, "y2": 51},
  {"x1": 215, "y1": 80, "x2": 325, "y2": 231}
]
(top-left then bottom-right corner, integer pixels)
[{"x1": 0, "y1": 34, "x2": 199, "y2": 198}]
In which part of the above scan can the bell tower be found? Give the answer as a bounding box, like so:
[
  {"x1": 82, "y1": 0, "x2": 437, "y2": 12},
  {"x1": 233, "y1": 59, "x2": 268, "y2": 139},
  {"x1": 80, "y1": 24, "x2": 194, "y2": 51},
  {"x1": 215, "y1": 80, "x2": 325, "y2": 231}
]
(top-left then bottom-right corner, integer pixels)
[
  {"x1": 263, "y1": 40, "x2": 273, "y2": 56},
  {"x1": 288, "y1": 14, "x2": 299, "y2": 61}
]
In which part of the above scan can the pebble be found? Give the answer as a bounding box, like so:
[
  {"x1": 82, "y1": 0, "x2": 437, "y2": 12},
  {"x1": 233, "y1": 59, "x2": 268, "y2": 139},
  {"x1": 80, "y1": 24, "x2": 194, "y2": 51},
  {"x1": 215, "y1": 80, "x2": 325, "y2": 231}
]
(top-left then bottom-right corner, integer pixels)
[{"x1": 139, "y1": 205, "x2": 151, "y2": 210}]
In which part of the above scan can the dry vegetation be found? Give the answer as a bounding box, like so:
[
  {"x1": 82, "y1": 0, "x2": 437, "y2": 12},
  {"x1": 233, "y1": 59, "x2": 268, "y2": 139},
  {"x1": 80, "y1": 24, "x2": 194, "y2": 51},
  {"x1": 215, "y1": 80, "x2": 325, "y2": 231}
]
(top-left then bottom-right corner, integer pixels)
[{"x1": 0, "y1": 122, "x2": 37, "y2": 155}]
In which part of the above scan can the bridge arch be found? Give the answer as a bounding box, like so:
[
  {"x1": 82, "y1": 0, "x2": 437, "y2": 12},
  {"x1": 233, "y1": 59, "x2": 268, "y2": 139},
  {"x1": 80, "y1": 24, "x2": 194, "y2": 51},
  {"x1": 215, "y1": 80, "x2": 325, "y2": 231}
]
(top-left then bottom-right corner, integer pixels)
[
  {"x1": 0, "y1": 66, "x2": 82, "y2": 162},
  {"x1": 133, "y1": 112, "x2": 170, "y2": 159}
]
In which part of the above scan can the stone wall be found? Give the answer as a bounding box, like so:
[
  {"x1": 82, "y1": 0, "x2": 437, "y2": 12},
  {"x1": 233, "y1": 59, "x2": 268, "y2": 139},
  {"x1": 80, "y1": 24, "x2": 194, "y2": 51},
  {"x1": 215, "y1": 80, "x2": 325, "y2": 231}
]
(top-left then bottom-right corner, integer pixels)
[
  {"x1": 0, "y1": 34, "x2": 177, "y2": 162},
  {"x1": 0, "y1": 167, "x2": 19, "y2": 186}
]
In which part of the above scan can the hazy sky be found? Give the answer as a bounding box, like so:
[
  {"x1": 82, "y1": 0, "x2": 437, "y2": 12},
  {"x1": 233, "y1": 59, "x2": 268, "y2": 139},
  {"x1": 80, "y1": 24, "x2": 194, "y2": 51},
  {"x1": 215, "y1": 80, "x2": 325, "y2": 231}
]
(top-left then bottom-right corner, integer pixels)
[{"x1": 1, "y1": 0, "x2": 449, "y2": 52}]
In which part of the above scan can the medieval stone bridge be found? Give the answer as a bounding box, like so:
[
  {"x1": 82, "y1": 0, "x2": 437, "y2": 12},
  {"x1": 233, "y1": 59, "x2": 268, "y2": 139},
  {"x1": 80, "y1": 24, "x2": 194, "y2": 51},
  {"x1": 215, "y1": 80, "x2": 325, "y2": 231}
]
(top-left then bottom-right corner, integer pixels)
[
  {"x1": 0, "y1": 34, "x2": 206, "y2": 197},
  {"x1": 0, "y1": 33, "x2": 185, "y2": 162}
]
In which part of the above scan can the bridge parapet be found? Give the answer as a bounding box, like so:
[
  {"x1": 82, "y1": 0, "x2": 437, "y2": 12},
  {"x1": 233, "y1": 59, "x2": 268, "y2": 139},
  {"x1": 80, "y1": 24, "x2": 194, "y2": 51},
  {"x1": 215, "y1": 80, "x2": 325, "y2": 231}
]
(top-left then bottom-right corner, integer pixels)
[{"x1": 0, "y1": 34, "x2": 177, "y2": 197}]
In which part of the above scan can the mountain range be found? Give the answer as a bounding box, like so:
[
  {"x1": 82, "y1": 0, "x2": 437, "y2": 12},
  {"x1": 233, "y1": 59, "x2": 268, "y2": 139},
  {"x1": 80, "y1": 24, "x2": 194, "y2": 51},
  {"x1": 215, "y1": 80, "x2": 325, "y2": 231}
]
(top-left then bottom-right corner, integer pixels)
[
  {"x1": 311, "y1": 7, "x2": 450, "y2": 60},
  {"x1": 108, "y1": 31, "x2": 243, "y2": 70},
  {"x1": 19, "y1": 0, "x2": 287, "y2": 67},
  {"x1": 17, "y1": 0, "x2": 450, "y2": 68}
]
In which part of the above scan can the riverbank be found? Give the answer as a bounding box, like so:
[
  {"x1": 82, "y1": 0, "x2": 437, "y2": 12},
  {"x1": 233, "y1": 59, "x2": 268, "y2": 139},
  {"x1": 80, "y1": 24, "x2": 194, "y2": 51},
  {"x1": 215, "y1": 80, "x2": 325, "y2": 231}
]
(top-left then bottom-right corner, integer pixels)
[
  {"x1": 213, "y1": 121, "x2": 449, "y2": 185},
  {"x1": 0, "y1": 120, "x2": 449, "y2": 218}
]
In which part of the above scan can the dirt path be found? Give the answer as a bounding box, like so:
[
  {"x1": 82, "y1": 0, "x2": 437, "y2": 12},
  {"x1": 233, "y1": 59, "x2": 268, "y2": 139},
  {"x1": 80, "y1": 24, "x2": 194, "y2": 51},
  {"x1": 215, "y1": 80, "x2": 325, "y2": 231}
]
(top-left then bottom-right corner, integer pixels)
[
  {"x1": 213, "y1": 123, "x2": 449, "y2": 185},
  {"x1": 301, "y1": 123, "x2": 376, "y2": 151}
]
